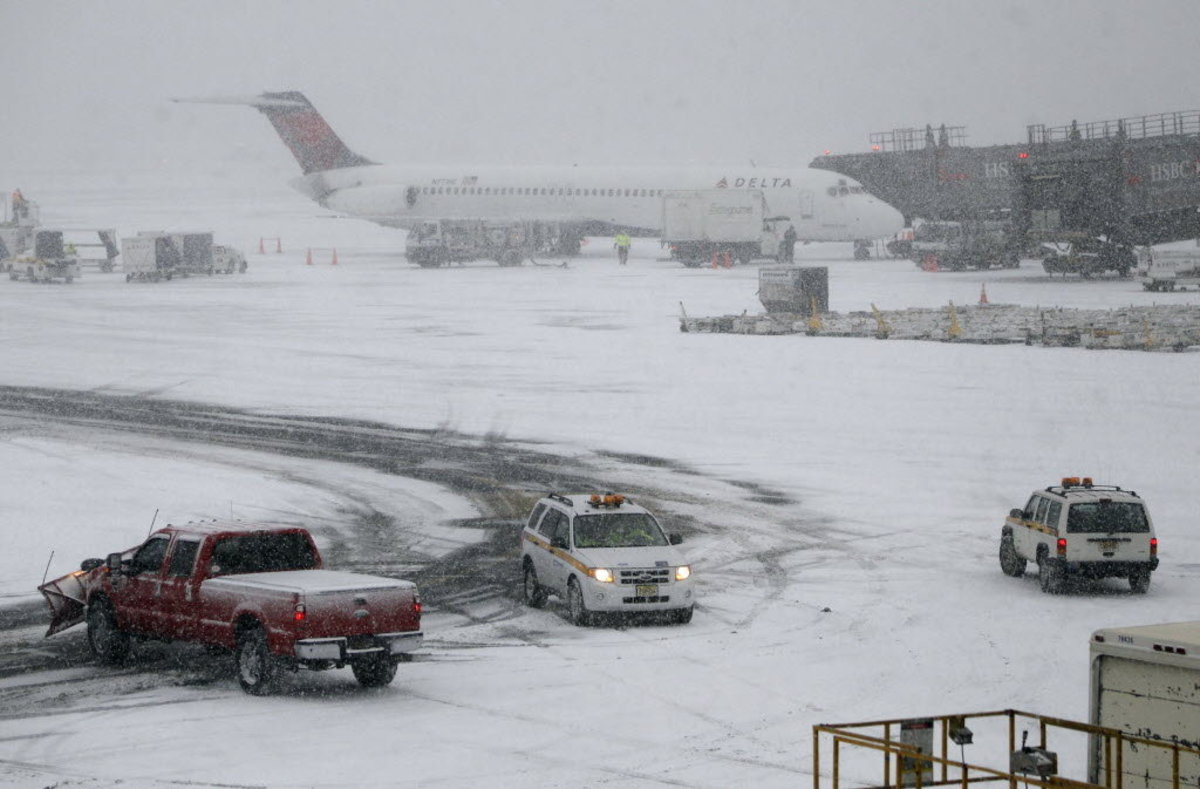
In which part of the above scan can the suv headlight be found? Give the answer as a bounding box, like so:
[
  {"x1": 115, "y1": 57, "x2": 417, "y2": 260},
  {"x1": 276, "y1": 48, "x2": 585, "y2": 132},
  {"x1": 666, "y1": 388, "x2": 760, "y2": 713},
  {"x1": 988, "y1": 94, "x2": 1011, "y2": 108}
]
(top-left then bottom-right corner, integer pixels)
[
  {"x1": 590, "y1": 568, "x2": 614, "y2": 583},
  {"x1": 675, "y1": 565, "x2": 692, "y2": 581}
]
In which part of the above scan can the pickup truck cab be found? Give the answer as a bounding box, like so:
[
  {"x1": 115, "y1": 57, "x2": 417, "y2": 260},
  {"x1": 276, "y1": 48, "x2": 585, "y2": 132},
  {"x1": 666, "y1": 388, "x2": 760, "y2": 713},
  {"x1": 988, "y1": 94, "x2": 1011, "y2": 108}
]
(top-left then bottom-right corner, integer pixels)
[
  {"x1": 999, "y1": 477, "x2": 1158, "y2": 594},
  {"x1": 520, "y1": 493, "x2": 695, "y2": 625},
  {"x1": 39, "y1": 521, "x2": 422, "y2": 694}
]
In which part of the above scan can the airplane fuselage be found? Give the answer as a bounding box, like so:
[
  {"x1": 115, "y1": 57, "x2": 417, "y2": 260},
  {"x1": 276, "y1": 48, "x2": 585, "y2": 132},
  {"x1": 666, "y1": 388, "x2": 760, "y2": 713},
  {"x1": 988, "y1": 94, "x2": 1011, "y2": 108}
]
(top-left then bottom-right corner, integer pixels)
[{"x1": 299, "y1": 163, "x2": 903, "y2": 241}]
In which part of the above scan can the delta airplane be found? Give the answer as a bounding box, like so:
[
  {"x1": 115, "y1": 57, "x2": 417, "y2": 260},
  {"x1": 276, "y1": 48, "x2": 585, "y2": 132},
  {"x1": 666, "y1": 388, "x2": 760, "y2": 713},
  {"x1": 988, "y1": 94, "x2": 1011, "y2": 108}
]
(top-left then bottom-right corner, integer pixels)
[{"x1": 180, "y1": 91, "x2": 903, "y2": 255}]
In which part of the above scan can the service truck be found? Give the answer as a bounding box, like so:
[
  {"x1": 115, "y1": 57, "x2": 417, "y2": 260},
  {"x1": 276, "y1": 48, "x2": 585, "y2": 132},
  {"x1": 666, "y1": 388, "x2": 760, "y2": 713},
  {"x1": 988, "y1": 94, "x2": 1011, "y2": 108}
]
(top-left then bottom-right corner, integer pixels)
[
  {"x1": 1141, "y1": 248, "x2": 1200, "y2": 291},
  {"x1": 5, "y1": 230, "x2": 82, "y2": 283},
  {"x1": 406, "y1": 219, "x2": 568, "y2": 267},
  {"x1": 910, "y1": 219, "x2": 1021, "y2": 271},
  {"x1": 39, "y1": 521, "x2": 423, "y2": 694},
  {"x1": 661, "y1": 189, "x2": 786, "y2": 267},
  {"x1": 1088, "y1": 621, "x2": 1200, "y2": 789}
]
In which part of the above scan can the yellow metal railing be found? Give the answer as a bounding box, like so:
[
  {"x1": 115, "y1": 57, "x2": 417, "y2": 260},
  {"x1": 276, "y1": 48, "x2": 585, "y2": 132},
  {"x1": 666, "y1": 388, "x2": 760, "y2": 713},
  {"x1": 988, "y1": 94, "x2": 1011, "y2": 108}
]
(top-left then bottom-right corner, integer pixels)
[{"x1": 813, "y1": 710, "x2": 1199, "y2": 789}]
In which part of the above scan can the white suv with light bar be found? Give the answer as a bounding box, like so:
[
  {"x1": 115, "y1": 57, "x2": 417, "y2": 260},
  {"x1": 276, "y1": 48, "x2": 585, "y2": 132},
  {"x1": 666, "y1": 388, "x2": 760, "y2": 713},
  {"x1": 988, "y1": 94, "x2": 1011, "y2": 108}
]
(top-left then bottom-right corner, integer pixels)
[
  {"x1": 520, "y1": 493, "x2": 695, "y2": 625},
  {"x1": 999, "y1": 477, "x2": 1159, "y2": 593}
]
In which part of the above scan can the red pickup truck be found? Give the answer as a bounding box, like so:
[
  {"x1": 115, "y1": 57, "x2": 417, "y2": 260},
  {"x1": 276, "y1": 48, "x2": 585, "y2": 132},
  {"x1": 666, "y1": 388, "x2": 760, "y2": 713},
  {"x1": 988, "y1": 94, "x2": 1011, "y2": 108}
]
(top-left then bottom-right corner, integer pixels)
[{"x1": 39, "y1": 521, "x2": 422, "y2": 694}]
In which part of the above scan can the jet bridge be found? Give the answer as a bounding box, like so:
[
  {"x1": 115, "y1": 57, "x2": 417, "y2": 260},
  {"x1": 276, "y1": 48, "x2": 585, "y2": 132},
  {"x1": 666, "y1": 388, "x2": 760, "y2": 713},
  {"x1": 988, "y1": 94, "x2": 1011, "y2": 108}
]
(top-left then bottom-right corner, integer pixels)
[{"x1": 812, "y1": 109, "x2": 1200, "y2": 245}]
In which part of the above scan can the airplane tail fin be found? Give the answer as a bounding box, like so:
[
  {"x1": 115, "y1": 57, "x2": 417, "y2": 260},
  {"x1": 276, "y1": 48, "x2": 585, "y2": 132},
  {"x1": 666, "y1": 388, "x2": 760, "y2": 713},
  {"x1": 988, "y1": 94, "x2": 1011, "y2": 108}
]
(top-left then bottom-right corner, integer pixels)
[{"x1": 174, "y1": 91, "x2": 375, "y2": 175}]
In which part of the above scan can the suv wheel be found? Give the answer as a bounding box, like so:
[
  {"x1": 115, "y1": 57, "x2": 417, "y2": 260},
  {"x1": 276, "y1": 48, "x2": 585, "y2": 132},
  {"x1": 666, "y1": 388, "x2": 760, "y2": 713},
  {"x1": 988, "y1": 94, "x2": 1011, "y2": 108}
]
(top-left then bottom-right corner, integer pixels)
[
  {"x1": 567, "y1": 578, "x2": 592, "y2": 627},
  {"x1": 1128, "y1": 569, "x2": 1151, "y2": 594},
  {"x1": 999, "y1": 536, "x2": 1026, "y2": 577},
  {"x1": 1037, "y1": 555, "x2": 1063, "y2": 594},
  {"x1": 523, "y1": 562, "x2": 547, "y2": 608}
]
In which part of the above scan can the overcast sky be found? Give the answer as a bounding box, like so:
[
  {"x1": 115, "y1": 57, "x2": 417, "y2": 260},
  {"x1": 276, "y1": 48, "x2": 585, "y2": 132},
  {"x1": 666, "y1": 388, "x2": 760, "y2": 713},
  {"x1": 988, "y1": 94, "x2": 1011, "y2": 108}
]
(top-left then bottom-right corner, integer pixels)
[{"x1": 2, "y1": 0, "x2": 1199, "y2": 180}]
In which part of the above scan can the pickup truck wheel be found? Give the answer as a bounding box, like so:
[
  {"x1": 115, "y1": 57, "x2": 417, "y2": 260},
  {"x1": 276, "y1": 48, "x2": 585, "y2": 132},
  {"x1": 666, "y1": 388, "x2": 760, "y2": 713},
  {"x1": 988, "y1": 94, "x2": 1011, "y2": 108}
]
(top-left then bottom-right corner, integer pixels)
[
  {"x1": 567, "y1": 578, "x2": 592, "y2": 627},
  {"x1": 86, "y1": 598, "x2": 131, "y2": 664},
  {"x1": 1037, "y1": 555, "x2": 1063, "y2": 594},
  {"x1": 236, "y1": 627, "x2": 278, "y2": 695},
  {"x1": 999, "y1": 536, "x2": 1026, "y2": 577},
  {"x1": 1128, "y1": 569, "x2": 1151, "y2": 594},
  {"x1": 351, "y1": 654, "x2": 398, "y2": 688},
  {"x1": 523, "y1": 563, "x2": 547, "y2": 608}
]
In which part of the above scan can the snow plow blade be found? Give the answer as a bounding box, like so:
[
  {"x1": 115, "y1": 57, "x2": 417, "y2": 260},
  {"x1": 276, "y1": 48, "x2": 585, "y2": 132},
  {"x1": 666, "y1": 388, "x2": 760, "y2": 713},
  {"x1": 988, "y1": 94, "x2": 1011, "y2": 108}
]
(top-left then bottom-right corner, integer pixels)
[{"x1": 38, "y1": 570, "x2": 89, "y2": 636}]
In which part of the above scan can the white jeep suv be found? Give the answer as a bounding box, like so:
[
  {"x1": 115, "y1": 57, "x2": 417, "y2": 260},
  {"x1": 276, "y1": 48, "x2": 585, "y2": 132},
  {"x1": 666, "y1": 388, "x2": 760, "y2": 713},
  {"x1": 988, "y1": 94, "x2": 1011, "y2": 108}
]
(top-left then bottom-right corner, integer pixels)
[
  {"x1": 520, "y1": 493, "x2": 695, "y2": 625},
  {"x1": 999, "y1": 477, "x2": 1158, "y2": 593}
]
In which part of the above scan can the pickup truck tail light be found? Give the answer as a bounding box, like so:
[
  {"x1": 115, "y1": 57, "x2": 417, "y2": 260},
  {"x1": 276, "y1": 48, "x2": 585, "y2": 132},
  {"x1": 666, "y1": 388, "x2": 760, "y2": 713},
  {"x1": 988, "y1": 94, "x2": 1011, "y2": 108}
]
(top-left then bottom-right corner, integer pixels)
[
  {"x1": 1150, "y1": 537, "x2": 1158, "y2": 557},
  {"x1": 1056, "y1": 538, "x2": 1067, "y2": 557},
  {"x1": 293, "y1": 603, "x2": 306, "y2": 623}
]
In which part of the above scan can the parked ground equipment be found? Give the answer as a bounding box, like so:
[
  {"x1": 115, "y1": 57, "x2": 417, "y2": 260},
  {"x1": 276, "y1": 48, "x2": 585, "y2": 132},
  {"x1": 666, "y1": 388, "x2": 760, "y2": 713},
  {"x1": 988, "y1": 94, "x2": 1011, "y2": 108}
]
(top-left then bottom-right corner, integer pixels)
[
  {"x1": 758, "y1": 265, "x2": 829, "y2": 315},
  {"x1": 5, "y1": 230, "x2": 82, "y2": 283},
  {"x1": 1041, "y1": 235, "x2": 1137, "y2": 278},
  {"x1": 1089, "y1": 621, "x2": 1200, "y2": 788},
  {"x1": 405, "y1": 219, "x2": 565, "y2": 267},
  {"x1": 910, "y1": 219, "x2": 1021, "y2": 271},
  {"x1": 1141, "y1": 248, "x2": 1200, "y2": 291},
  {"x1": 661, "y1": 189, "x2": 787, "y2": 266}
]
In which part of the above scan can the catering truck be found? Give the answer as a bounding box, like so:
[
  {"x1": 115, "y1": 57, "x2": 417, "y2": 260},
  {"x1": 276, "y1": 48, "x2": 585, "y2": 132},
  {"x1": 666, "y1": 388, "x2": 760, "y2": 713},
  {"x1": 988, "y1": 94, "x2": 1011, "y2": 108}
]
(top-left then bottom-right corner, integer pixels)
[
  {"x1": 38, "y1": 521, "x2": 423, "y2": 694},
  {"x1": 1088, "y1": 621, "x2": 1200, "y2": 789},
  {"x1": 661, "y1": 189, "x2": 785, "y2": 266}
]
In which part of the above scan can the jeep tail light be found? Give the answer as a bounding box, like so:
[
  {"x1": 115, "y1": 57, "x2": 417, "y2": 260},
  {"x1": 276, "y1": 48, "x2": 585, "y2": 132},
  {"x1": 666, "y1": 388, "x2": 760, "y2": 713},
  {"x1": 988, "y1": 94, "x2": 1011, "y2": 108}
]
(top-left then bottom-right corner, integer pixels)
[
  {"x1": 1056, "y1": 538, "x2": 1067, "y2": 557},
  {"x1": 293, "y1": 603, "x2": 306, "y2": 623},
  {"x1": 1150, "y1": 538, "x2": 1158, "y2": 557}
]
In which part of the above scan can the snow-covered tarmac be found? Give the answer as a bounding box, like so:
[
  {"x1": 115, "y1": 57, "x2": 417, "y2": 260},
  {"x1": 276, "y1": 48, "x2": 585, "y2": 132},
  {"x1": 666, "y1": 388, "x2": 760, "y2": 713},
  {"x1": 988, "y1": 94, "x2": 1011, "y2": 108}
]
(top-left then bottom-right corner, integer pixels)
[{"x1": 0, "y1": 175, "x2": 1197, "y2": 788}]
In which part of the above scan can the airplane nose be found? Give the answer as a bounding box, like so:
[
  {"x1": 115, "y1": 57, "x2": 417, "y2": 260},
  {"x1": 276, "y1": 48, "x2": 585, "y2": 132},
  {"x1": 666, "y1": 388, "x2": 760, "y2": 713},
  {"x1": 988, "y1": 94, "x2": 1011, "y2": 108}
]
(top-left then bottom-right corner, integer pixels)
[{"x1": 863, "y1": 198, "x2": 904, "y2": 239}]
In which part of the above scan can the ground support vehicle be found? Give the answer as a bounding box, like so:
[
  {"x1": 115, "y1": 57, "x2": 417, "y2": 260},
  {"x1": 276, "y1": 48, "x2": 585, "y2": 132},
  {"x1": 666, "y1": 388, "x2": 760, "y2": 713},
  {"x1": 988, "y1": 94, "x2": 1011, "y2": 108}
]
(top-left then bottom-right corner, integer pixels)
[
  {"x1": 999, "y1": 477, "x2": 1158, "y2": 593},
  {"x1": 1041, "y1": 236, "x2": 1136, "y2": 278},
  {"x1": 38, "y1": 522, "x2": 423, "y2": 694},
  {"x1": 124, "y1": 233, "x2": 242, "y2": 281},
  {"x1": 1141, "y1": 248, "x2": 1200, "y2": 291},
  {"x1": 1089, "y1": 621, "x2": 1200, "y2": 788},
  {"x1": 909, "y1": 219, "x2": 1021, "y2": 271},
  {"x1": 520, "y1": 492, "x2": 695, "y2": 625},
  {"x1": 5, "y1": 230, "x2": 82, "y2": 283},
  {"x1": 213, "y1": 244, "x2": 248, "y2": 274},
  {"x1": 406, "y1": 219, "x2": 566, "y2": 267},
  {"x1": 661, "y1": 189, "x2": 787, "y2": 266}
]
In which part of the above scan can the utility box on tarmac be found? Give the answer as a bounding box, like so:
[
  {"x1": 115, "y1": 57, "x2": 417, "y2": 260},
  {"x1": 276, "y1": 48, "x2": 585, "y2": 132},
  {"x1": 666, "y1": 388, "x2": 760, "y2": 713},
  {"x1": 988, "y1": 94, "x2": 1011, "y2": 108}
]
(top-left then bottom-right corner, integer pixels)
[
  {"x1": 1088, "y1": 621, "x2": 1200, "y2": 789},
  {"x1": 758, "y1": 266, "x2": 829, "y2": 315}
]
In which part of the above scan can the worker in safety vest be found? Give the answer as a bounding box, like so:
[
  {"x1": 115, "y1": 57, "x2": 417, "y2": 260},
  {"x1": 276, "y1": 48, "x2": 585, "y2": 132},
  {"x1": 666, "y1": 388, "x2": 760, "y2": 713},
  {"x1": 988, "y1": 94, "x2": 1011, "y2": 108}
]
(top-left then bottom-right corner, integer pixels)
[
  {"x1": 613, "y1": 231, "x2": 631, "y2": 265},
  {"x1": 11, "y1": 189, "x2": 27, "y2": 221}
]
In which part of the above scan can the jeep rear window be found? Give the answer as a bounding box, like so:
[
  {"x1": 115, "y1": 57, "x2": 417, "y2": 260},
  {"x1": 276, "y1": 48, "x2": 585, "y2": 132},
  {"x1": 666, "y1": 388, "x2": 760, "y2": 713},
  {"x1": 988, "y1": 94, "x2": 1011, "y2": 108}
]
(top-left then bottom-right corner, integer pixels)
[
  {"x1": 209, "y1": 532, "x2": 318, "y2": 575},
  {"x1": 573, "y1": 513, "x2": 667, "y2": 548},
  {"x1": 1066, "y1": 502, "x2": 1149, "y2": 534}
]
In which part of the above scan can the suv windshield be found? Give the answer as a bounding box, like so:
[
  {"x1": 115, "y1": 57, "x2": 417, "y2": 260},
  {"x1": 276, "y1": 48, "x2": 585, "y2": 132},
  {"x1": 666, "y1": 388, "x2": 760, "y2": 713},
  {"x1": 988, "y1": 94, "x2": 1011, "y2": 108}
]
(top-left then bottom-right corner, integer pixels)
[
  {"x1": 573, "y1": 513, "x2": 667, "y2": 548},
  {"x1": 1066, "y1": 501, "x2": 1149, "y2": 534}
]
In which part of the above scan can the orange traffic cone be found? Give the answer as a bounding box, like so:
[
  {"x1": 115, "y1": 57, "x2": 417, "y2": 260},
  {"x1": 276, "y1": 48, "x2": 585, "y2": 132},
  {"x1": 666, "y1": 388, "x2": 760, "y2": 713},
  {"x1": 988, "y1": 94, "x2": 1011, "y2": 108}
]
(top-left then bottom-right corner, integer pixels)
[
  {"x1": 723, "y1": 251, "x2": 732, "y2": 268},
  {"x1": 979, "y1": 283, "x2": 989, "y2": 305},
  {"x1": 259, "y1": 237, "x2": 266, "y2": 254},
  {"x1": 305, "y1": 248, "x2": 313, "y2": 265},
  {"x1": 710, "y1": 253, "x2": 719, "y2": 269},
  {"x1": 331, "y1": 248, "x2": 338, "y2": 265}
]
